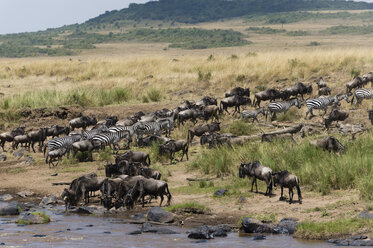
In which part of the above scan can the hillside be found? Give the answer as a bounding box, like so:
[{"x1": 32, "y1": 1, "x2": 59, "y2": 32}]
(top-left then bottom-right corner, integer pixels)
[{"x1": 86, "y1": 0, "x2": 373, "y2": 24}]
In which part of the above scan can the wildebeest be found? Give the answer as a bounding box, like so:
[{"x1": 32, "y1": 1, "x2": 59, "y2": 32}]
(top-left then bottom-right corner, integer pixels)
[
  {"x1": 138, "y1": 135, "x2": 170, "y2": 147},
  {"x1": 46, "y1": 125, "x2": 70, "y2": 138},
  {"x1": 346, "y1": 76, "x2": 365, "y2": 95},
  {"x1": 225, "y1": 87, "x2": 250, "y2": 98},
  {"x1": 281, "y1": 82, "x2": 312, "y2": 100},
  {"x1": 362, "y1": 72, "x2": 373, "y2": 87},
  {"x1": 177, "y1": 108, "x2": 203, "y2": 126},
  {"x1": 46, "y1": 147, "x2": 68, "y2": 168},
  {"x1": 105, "y1": 161, "x2": 146, "y2": 177},
  {"x1": 253, "y1": 89, "x2": 283, "y2": 107},
  {"x1": 240, "y1": 108, "x2": 266, "y2": 123},
  {"x1": 0, "y1": 127, "x2": 25, "y2": 152},
  {"x1": 27, "y1": 128, "x2": 48, "y2": 153},
  {"x1": 316, "y1": 77, "x2": 327, "y2": 89},
  {"x1": 324, "y1": 109, "x2": 349, "y2": 129},
  {"x1": 69, "y1": 116, "x2": 97, "y2": 131},
  {"x1": 187, "y1": 122, "x2": 220, "y2": 144},
  {"x1": 159, "y1": 140, "x2": 188, "y2": 164},
  {"x1": 62, "y1": 173, "x2": 105, "y2": 207},
  {"x1": 12, "y1": 134, "x2": 29, "y2": 150},
  {"x1": 124, "y1": 177, "x2": 172, "y2": 208},
  {"x1": 310, "y1": 136, "x2": 345, "y2": 153},
  {"x1": 137, "y1": 167, "x2": 162, "y2": 180},
  {"x1": 71, "y1": 140, "x2": 94, "y2": 159},
  {"x1": 115, "y1": 151, "x2": 151, "y2": 165},
  {"x1": 239, "y1": 162, "x2": 273, "y2": 196},
  {"x1": 195, "y1": 96, "x2": 218, "y2": 107},
  {"x1": 100, "y1": 177, "x2": 127, "y2": 210},
  {"x1": 318, "y1": 86, "x2": 331, "y2": 96},
  {"x1": 219, "y1": 95, "x2": 251, "y2": 114},
  {"x1": 114, "y1": 176, "x2": 146, "y2": 209},
  {"x1": 202, "y1": 105, "x2": 220, "y2": 122},
  {"x1": 273, "y1": 170, "x2": 302, "y2": 204}
]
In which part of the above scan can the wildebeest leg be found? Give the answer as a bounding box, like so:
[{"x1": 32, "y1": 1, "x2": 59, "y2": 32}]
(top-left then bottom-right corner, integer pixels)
[
  {"x1": 250, "y1": 178, "x2": 255, "y2": 192},
  {"x1": 254, "y1": 177, "x2": 258, "y2": 193},
  {"x1": 289, "y1": 187, "x2": 293, "y2": 204},
  {"x1": 159, "y1": 194, "x2": 164, "y2": 207},
  {"x1": 170, "y1": 152, "x2": 174, "y2": 165},
  {"x1": 280, "y1": 186, "x2": 284, "y2": 200},
  {"x1": 31, "y1": 142, "x2": 36, "y2": 153}
]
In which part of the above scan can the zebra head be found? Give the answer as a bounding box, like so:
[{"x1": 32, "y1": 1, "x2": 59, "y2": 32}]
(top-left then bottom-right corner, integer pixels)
[
  {"x1": 337, "y1": 94, "x2": 350, "y2": 103},
  {"x1": 290, "y1": 98, "x2": 302, "y2": 109}
]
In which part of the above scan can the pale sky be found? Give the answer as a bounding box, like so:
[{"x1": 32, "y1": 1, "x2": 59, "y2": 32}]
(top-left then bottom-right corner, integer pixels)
[
  {"x1": 0, "y1": 0, "x2": 372, "y2": 35},
  {"x1": 0, "y1": 0, "x2": 150, "y2": 34}
]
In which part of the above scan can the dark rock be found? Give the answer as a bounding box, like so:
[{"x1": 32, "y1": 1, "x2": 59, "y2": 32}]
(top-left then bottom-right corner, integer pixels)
[
  {"x1": 13, "y1": 150, "x2": 25, "y2": 159},
  {"x1": 141, "y1": 223, "x2": 156, "y2": 233},
  {"x1": 76, "y1": 228, "x2": 83, "y2": 230},
  {"x1": 327, "y1": 236, "x2": 373, "y2": 246},
  {"x1": 153, "y1": 228, "x2": 179, "y2": 234},
  {"x1": 39, "y1": 195, "x2": 58, "y2": 206},
  {"x1": 212, "y1": 229, "x2": 227, "y2": 237},
  {"x1": 71, "y1": 206, "x2": 105, "y2": 215},
  {"x1": 0, "y1": 154, "x2": 6, "y2": 161},
  {"x1": 208, "y1": 224, "x2": 232, "y2": 233},
  {"x1": 17, "y1": 190, "x2": 34, "y2": 198},
  {"x1": 33, "y1": 234, "x2": 46, "y2": 238},
  {"x1": 0, "y1": 201, "x2": 20, "y2": 216},
  {"x1": 214, "y1": 189, "x2": 228, "y2": 197},
  {"x1": 191, "y1": 240, "x2": 208, "y2": 244},
  {"x1": 147, "y1": 207, "x2": 174, "y2": 223},
  {"x1": 85, "y1": 224, "x2": 94, "y2": 227},
  {"x1": 0, "y1": 194, "x2": 13, "y2": 201},
  {"x1": 241, "y1": 217, "x2": 274, "y2": 233},
  {"x1": 127, "y1": 230, "x2": 142, "y2": 235},
  {"x1": 131, "y1": 213, "x2": 145, "y2": 220},
  {"x1": 0, "y1": 242, "x2": 4, "y2": 245},
  {"x1": 103, "y1": 231, "x2": 111, "y2": 234},
  {"x1": 51, "y1": 173, "x2": 58, "y2": 177},
  {"x1": 273, "y1": 218, "x2": 298, "y2": 234},
  {"x1": 188, "y1": 231, "x2": 214, "y2": 240},
  {"x1": 351, "y1": 235, "x2": 368, "y2": 240},
  {"x1": 253, "y1": 235, "x2": 266, "y2": 240},
  {"x1": 357, "y1": 211, "x2": 373, "y2": 219}
]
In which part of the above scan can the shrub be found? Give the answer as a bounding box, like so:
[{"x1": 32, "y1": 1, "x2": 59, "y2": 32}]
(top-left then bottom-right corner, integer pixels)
[
  {"x1": 147, "y1": 88, "x2": 162, "y2": 102},
  {"x1": 223, "y1": 120, "x2": 254, "y2": 136},
  {"x1": 308, "y1": 41, "x2": 321, "y2": 46}
]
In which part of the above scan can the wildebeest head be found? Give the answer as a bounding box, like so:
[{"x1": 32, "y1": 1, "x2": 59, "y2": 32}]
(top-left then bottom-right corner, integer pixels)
[
  {"x1": 239, "y1": 163, "x2": 249, "y2": 178},
  {"x1": 105, "y1": 163, "x2": 115, "y2": 177},
  {"x1": 209, "y1": 122, "x2": 221, "y2": 132}
]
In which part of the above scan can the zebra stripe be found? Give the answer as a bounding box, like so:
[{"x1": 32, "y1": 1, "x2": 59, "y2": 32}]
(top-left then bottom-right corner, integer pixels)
[
  {"x1": 306, "y1": 95, "x2": 337, "y2": 117},
  {"x1": 44, "y1": 134, "x2": 81, "y2": 155},
  {"x1": 135, "y1": 121, "x2": 171, "y2": 140},
  {"x1": 82, "y1": 126, "x2": 109, "y2": 141},
  {"x1": 352, "y1": 88, "x2": 373, "y2": 105},
  {"x1": 267, "y1": 98, "x2": 300, "y2": 120},
  {"x1": 92, "y1": 130, "x2": 130, "y2": 153}
]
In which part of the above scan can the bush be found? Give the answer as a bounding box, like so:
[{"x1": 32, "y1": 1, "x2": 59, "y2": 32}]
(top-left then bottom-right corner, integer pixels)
[
  {"x1": 286, "y1": 30, "x2": 309, "y2": 36},
  {"x1": 223, "y1": 120, "x2": 254, "y2": 136},
  {"x1": 147, "y1": 88, "x2": 162, "y2": 102},
  {"x1": 308, "y1": 41, "x2": 321, "y2": 46}
]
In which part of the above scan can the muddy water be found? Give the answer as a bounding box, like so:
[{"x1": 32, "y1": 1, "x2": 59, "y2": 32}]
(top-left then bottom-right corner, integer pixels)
[{"x1": 0, "y1": 211, "x2": 333, "y2": 248}]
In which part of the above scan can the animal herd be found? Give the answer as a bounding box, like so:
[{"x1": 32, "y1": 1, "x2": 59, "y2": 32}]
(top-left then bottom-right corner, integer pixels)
[{"x1": 1, "y1": 70, "x2": 372, "y2": 209}]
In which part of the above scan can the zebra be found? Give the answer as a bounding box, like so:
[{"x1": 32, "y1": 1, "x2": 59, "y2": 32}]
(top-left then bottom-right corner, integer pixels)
[
  {"x1": 108, "y1": 122, "x2": 142, "y2": 143},
  {"x1": 43, "y1": 134, "x2": 81, "y2": 157},
  {"x1": 135, "y1": 121, "x2": 172, "y2": 144},
  {"x1": 351, "y1": 88, "x2": 373, "y2": 106},
  {"x1": 82, "y1": 126, "x2": 109, "y2": 141},
  {"x1": 305, "y1": 94, "x2": 349, "y2": 118},
  {"x1": 91, "y1": 130, "x2": 131, "y2": 154},
  {"x1": 266, "y1": 98, "x2": 301, "y2": 121},
  {"x1": 240, "y1": 107, "x2": 266, "y2": 123}
]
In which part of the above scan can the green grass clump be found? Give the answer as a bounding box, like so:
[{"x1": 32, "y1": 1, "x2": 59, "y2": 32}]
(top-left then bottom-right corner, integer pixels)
[
  {"x1": 286, "y1": 30, "x2": 309, "y2": 36},
  {"x1": 17, "y1": 212, "x2": 51, "y2": 225},
  {"x1": 97, "y1": 147, "x2": 113, "y2": 162},
  {"x1": 147, "y1": 88, "x2": 162, "y2": 102},
  {"x1": 222, "y1": 120, "x2": 254, "y2": 136},
  {"x1": 275, "y1": 108, "x2": 300, "y2": 122},
  {"x1": 295, "y1": 218, "x2": 373, "y2": 240},
  {"x1": 165, "y1": 202, "x2": 210, "y2": 213},
  {"x1": 246, "y1": 27, "x2": 286, "y2": 34}
]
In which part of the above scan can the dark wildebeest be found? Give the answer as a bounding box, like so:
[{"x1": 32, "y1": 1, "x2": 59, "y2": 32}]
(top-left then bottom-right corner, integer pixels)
[
  {"x1": 115, "y1": 151, "x2": 151, "y2": 165},
  {"x1": 46, "y1": 125, "x2": 70, "y2": 138},
  {"x1": 100, "y1": 177, "x2": 127, "y2": 210},
  {"x1": 362, "y1": 72, "x2": 373, "y2": 87},
  {"x1": 45, "y1": 147, "x2": 68, "y2": 168},
  {"x1": 0, "y1": 127, "x2": 25, "y2": 152},
  {"x1": 159, "y1": 140, "x2": 188, "y2": 164},
  {"x1": 318, "y1": 86, "x2": 331, "y2": 96},
  {"x1": 114, "y1": 176, "x2": 146, "y2": 209},
  {"x1": 273, "y1": 170, "x2": 302, "y2": 204},
  {"x1": 346, "y1": 76, "x2": 366, "y2": 95},
  {"x1": 200, "y1": 132, "x2": 252, "y2": 148},
  {"x1": 239, "y1": 162, "x2": 273, "y2": 196},
  {"x1": 137, "y1": 167, "x2": 162, "y2": 180},
  {"x1": 177, "y1": 108, "x2": 203, "y2": 126},
  {"x1": 316, "y1": 77, "x2": 327, "y2": 89},
  {"x1": 138, "y1": 135, "x2": 170, "y2": 147},
  {"x1": 219, "y1": 95, "x2": 251, "y2": 114},
  {"x1": 124, "y1": 178, "x2": 172, "y2": 209},
  {"x1": 69, "y1": 116, "x2": 97, "y2": 131},
  {"x1": 202, "y1": 105, "x2": 220, "y2": 122},
  {"x1": 324, "y1": 109, "x2": 349, "y2": 129},
  {"x1": 281, "y1": 82, "x2": 312, "y2": 100},
  {"x1": 27, "y1": 128, "x2": 48, "y2": 153},
  {"x1": 195, "y1": 96, "x2": 218, "y2": 107},
  {"x1": 225, "y1": 87, "x2": 250, "y2": 98},
  {"x1": 116, "y1": 117, "x2": 138, "y2": 126},
  {"x1": 240, "y1": 108, "x2": 266, "y2": 123},
  {"x1": 62, "y1": 173, "x2": 105, "y2": 208},
  {"x1": 71, "y1": 140, "x2": 94, "y2": 159},
  {"x1": 105, "y1": 161, "x2": 145, "y2": 178},
  {"x1": 310, "y1": 136, "x2": 345, "y2": 153},
  {"x1": 253, "y1": 89, "x2": 283, "y2": 107},
  {"x1": 187, "y1": 122, "x2": 220, "y2": 144},
  {"x1": 12, "y1": 134, "x2": 29, "y2": 150}
]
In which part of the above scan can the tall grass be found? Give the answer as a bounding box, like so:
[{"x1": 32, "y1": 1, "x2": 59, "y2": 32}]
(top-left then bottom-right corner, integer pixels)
[
  {"x1": 0, "y1": 87, "x2": 132, "y2": 109},
  {"x1": 191, "y1": 132, "x2": 373, "y2": 198}
]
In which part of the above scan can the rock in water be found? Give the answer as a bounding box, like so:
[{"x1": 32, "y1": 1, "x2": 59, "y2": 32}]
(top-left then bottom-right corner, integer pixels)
[
  {"x1": 141, "y1": 223, "x2": 178, "y2": 234},
  {"x1": 241, "y1": 217, "x2": 274, "y2": 233},
  {"x1": 16, "y1": 212, "x2": 50, "y2": 225},
  {"x1": 273, "y1": 218, "x2": 298, "y2": 234},
  {"x1": 0, "y1": 194, "x2": 13, "y2": 201},
  {"x1": 39, "y1": 195, "x2": 58, "y2": 206},
  {"x1": 253, "y1": 235, "x2": 266, "y2": 240},
  {"x1": 0, "y1": 201, "x2": 20, "y2": 216},
  {"x1": 147, "y1": 207, "x2": 174, "y2": 223}
]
